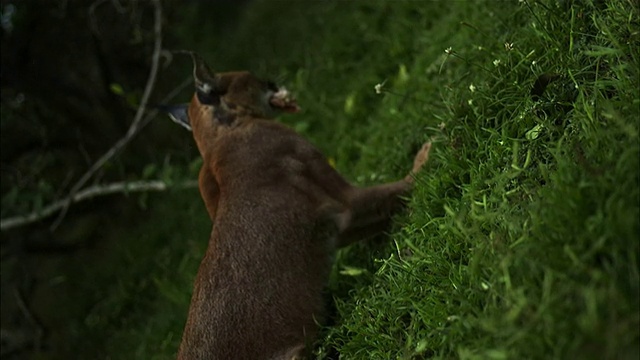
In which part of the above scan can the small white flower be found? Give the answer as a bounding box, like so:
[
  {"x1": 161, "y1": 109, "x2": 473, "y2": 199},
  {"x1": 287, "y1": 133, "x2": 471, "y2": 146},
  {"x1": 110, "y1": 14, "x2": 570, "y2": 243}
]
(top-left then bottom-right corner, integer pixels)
[
  {"x1": 438, "y1": 122, "x2": 446, "y2": 130},
  {"x1": 531, "y1": 60, "x2": 537, "y2": 65},
  {"x1": 445, "y1": 47, "x2": 453, "y2": 55},
  {"x1": 493, "y1": 59, "x2": 501, "y2": 67},
  {"x1": 374, "y1": 80, "x2": 387, "y2": 94},
  {"x1": 469, "y1": 84, "x2": 476, "y2": 92},
  {"x1": 468, "y1": 99, "x2": 473, "y2": 106},
  {"x1": 477, "y1": 46, "x2": 484, "y2": 51},
  {"x1": 504, "y1": 42, "x2": 514, "y2": 51}
]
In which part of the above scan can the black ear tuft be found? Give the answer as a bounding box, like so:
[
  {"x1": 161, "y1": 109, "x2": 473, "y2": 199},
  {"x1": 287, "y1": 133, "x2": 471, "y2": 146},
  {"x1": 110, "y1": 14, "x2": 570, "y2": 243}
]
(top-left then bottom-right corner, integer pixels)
[
  {"x1": 159, "y1": 104, "x2": 192, "y2": 131},
  {"x1": 174, "y1": 50, "x2": 221, "y2": 95}
]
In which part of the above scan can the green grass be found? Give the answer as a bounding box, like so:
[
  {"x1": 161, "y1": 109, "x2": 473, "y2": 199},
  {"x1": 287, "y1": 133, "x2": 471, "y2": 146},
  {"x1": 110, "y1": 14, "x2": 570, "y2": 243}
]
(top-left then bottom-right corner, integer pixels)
[{"x1": 63, "y1": 0, "x2": 638, "y2": 359}]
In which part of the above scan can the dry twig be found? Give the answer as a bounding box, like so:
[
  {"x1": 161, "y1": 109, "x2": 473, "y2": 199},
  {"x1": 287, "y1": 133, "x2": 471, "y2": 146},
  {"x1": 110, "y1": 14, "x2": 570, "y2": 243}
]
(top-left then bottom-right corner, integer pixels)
[
  {"x1": 50, "y1": 0, "x2": 163, "y2": 230},
  {"x1": 0, "y1": 0, "x2": 197, "y2": 232},
  {"x1": 1, "y1": 180, "x2": 198, "y2": 231}
]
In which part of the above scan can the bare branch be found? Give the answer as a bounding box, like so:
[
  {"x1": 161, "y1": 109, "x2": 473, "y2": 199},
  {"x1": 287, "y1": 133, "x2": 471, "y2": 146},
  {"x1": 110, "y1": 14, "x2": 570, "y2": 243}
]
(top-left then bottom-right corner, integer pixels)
[
  {"x1": 0, "y1": 289, "x2": 45, "y2": 356},
  {"x1": 51, "y1": 0, "x2": 164, "y2": 230},
  {"x1": 1, "y1": 180, "x2": 198, "y2": 231},
  {"x1": 1, "y1": 0, "x2": 198, "y2": 232},
  {"x1": 88, "y1": 0, "x2": 108, "y2": 35},
  {"x1": 13, "y1": 289, "x2": 43, "y2": 352},
  {"x1": 0, "y1": 78, "x2": 192, "y2": 232}
]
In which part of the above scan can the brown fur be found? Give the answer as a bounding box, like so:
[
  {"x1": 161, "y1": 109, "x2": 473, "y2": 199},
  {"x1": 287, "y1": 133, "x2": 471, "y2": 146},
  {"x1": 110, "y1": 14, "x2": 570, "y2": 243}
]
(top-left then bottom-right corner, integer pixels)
[{"x1": 173, "y1": 54, "x2": 431, "y2": 360}]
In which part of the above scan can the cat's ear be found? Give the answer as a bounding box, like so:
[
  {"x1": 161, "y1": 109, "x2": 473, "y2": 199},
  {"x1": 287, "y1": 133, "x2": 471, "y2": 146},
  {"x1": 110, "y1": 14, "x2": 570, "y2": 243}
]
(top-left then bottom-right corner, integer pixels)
[
  {"x1": 176, "y1": 50, "x2": 226, "y2": 98},
  {"x1": 191, "y1": 53, "x2": 222, "y2": 95}
]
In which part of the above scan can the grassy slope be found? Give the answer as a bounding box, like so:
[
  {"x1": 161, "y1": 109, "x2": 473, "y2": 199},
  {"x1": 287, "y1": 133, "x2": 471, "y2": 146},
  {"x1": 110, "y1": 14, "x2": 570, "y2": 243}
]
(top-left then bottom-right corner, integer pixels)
[{"x1": 68, "y1": 0, "x2": 638, "y2": 359}]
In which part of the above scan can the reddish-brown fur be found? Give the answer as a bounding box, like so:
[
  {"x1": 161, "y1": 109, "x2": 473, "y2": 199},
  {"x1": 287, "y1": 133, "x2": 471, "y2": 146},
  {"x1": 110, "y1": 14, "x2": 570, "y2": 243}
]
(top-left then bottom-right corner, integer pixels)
[{"x1": 172, "y1": 53, "x2": 431, "y2": 359}]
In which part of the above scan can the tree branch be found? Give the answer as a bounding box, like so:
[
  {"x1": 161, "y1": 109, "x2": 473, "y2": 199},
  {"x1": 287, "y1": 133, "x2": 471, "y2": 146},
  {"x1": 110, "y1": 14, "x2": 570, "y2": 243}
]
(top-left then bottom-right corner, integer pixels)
[
  {"x1": 1, "y1": 0, "x2": 200, "y2": 232},
  {"x1": 50, "y1": 0, "x2": 164, "y2": 230},
  {"x1": 1, "y1": 180, "x2": 198, "y2": 231}
]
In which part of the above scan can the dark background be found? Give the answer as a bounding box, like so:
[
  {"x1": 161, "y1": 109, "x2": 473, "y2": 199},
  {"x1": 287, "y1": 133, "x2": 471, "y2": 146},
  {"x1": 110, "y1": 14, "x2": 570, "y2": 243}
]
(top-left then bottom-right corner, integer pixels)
[{"x1": 1, "y1": 1, "x2": 249, "y2": 358}]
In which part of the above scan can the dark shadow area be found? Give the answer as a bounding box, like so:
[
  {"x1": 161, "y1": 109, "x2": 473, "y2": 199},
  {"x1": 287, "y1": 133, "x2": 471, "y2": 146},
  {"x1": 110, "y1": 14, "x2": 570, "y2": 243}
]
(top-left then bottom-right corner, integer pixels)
[{"x1": 1, "y1": 1, "x2": 249, "y2": 358}]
